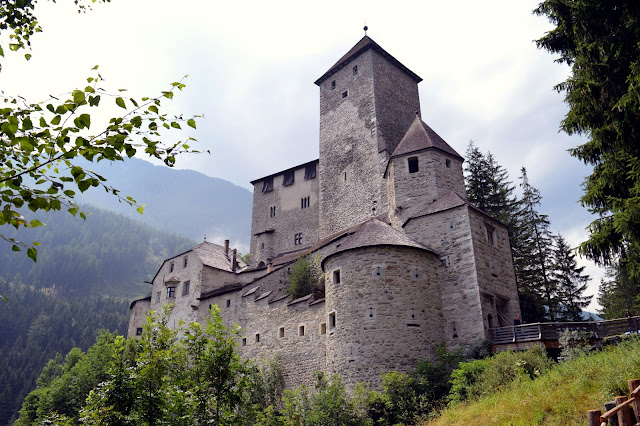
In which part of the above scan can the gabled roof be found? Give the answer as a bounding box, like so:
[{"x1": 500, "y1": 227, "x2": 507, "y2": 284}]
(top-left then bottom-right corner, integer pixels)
[
  {"x1": 314, "y1": 36, "x2": 422, "y2": 86},
  {"x1": 391, "y1": 115, "x2": 463, "y2": 160},
  {"x1": 193, "y1": 241, "x2": 246, "y2": 272},
  {"x1": 320, "y1": 217, "x2": 437, "y2": 270}
]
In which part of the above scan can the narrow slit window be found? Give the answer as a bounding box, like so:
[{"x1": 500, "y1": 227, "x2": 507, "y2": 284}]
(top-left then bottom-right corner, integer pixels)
[
  {"x1": 242, "y1": 338, "x2": 246, "y2": 346},
  {"x1": 342, "y1": 90, "x2": 348, "y2": 99},
  {"x1": 255, "y1": 334, "x2": 260, "y2": 343},
  {"x1": 169, "y1": 262, "x2": 174, "y2": 272},
  {"x1": 299, "y1": 325, "x2": 305, "y2": 336},
  {"x1": 226, "y1": 299, "x2": 231, "y2": 308},
  {"x1": 329, "y1": 312, "x2": 336, "y2": 329},
  {"x1": 352, "y1": 65, "x2": 358, "y2": 75},
  {"x1": 182, "y1": 281, "x2": 190, "y2": 296},
  {"x1": 183, "y1": 256, "x2": 188, "y2": 268},
  {"x1": 333, "y1": 269, "x2": 341, "y2": 284},
  {"x1": 446, "y1": 159, "x2": 451, "y2": 168},
  {"x1": 279, "y1": 327, "x2": 285, "y2": 338},
  {"x1": 331, "y1": 80, "x2": 336, "y2": 90},
  {"x1": 320, "y1": 323, "x2": 327, "y2": 335},
  {"x1": 408, "y1": 157, "x2": 419, "y2": 173},
  {"x1": 486, "y1": 223, "x2": 496, "y2": 246}
]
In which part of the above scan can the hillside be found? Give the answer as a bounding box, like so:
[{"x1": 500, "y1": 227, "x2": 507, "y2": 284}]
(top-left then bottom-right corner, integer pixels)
[
  {"x1": 74, "y1": 157, "x2": 252, "y2": 249},
  {"x1": 0, "y1": 205, "x2": 196, "y2": 299}
]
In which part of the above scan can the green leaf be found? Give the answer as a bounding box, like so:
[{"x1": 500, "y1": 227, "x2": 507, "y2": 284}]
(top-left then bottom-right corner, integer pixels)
[
  {"x1": 170, "y1": 122, "x2": 181, "y2": 129},
  {"x1": 137, "y1": 206, "x2": 144, "y2": 214},
  {"x1": 115, "y1": 97, "x2": 126, "y2": 109},
  {"x1": 25, "y1": 53, "x2": 32, "y2": 61},
  {"x1": 187, "y1": 119, "x2": 196, "y2": 129},
  {"x1": 73, "y1": 90, "x2": 85, "y2": 103},
  {"x1": 27, "y1": 247, "x2": 37, "y2": 262},
  {"x1": 51, "y1": 115, "x2": 61, "y2": 126},
  {"x1": 162, "y1": 91, "x2": 174, "y2": 100},
  {"x1": 148, "y1": 105, "x2": 159, "y2": 114},
  {"x1": 39, "y1": 117, "x2": 47, "y2": 127},
  {"x1": 22, "y1": 117, "x2": 33, "y2": 130},
  {"x1": 29, "y1": 219, "x2": 44, "y2": 227},
  {"x1": 12, "y1": 245, "x2": 20, "y2": 252}
]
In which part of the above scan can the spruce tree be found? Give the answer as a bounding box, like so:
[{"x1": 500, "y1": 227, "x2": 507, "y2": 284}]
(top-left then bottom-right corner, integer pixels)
[
  {"x1": 598, "y1": 261, "x2": 640, "y2": 319},
  {"x1": 512, "y1": 168, "x2": 555, "y2": 322},
  {"x1": 550, "y1": 234, "x2": 591, "y2": 321}
]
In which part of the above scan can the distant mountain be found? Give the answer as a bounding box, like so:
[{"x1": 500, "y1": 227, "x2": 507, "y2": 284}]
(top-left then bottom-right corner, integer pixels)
[
  {"x1": 75, "y1": 157, "x2": 252, "y2": 250},
  {"x1": 0, "y1": 206, "x2": 196, "y2": 299},
  {"x1": 582, "y1": 311, "x2": 603, "y2": 321}
]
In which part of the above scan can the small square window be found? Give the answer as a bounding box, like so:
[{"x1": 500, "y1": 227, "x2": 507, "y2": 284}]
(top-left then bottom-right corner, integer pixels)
[
  {"x1": 183, "y1": 256, "x2": 188, "y2": 268},
  {"x1": 255, "y1": 334, "x2": 260, "y2": 343},
  {"x1": 294, "y1": 233, "x2": 303, "y2": 246},
  {"x1": 353, "y1": 65, "x2": 358, "y2": 75},
  {"x1": 262, "y1": 177, "x2": 274, "y2": 192},
  {"x1": 333, "y1": 269, "x2": 341, "y2": 284},
  {"x1": 167, "y1": 286, "x2": 176, "y2": 298},
  {"x1": 136, "y1": 327, "x2": 143, "y2": 336},
  {"x1": 408, "y1": 157, "x2": 419, "y2": 173},
  {"x1": 279, "y1": 327, "x2": 285, "y2": 338},
  {"x1": 182, "y1": 281, "x2": 190, "y2": 296},
  {"x1": 341, "y1": 90, "x2": 348, "y2": 99},
  {"x1": 331, "y1": 80, "x2": 336, "y2": 90},
  {"x1": 169, "y1": 262, "x2": 174, "y2": 272},
  {"x1": 320, "y1": 323, "x2": 327, "y2": 335}
]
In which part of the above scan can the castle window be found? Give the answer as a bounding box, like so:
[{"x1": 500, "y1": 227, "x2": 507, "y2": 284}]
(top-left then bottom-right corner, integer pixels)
[
  {"x1": 329, "y1": 311, "x2": 336, "y2": 329},
  {"x1": 299, "y1": 325, "x2": 305, "y2": 336},
  {"x1": 183, "y1": 256, "x2": 188, "y2": 268},
  {"x1": 294, "y1": 233, "x2": 303, "y2": 245},
  {"x1": 353, "y1": 65, "x2": 358, "y2": 75},
  {"x1": 333, "y1": 269, "x2": 341, "y2": 284},
  {"x1": 283, "y1": 170, "x2": 295, "y2": 186},
  {"x1": 342, "y1": 90, "x2": 348, "y2": 99},
  {"x1": 441, "y1": 255, "x2": 451, "y2": 267},
  {"x1": 412, "y1": 268, "x2": 420, "y2": 279},
  {"x1": 301, "y1": 196, "x2": 310, "y2": 209},
  {"x1": 242, "y1": 338, "x2": 246, "y2": 346},
  {"x1": 320, "y1": 323, "x2": 327, "y2": 335},
  {"x1": 157, "y1": 291, "x2": 161, "y2": 302},
  {"x1": 304, "y1": 163, "x2": 316, "y2": 180},
  {"x1": 136, "y1": 327, "x2": 143, "y2": 336},
  {"x1": 255, "y1": 333, "x2": 260, "y2": 343},
  {"x1": 260, "y1": 242, "x2": 264, "y2": 249},
  {"x1": 262, "y1": 177, "x2": 273, "y2": 192},
  {"x1": 167, "y1": 286, "x2": 176, "y2": 298},
  {"x1": 226, "y1": 299, "x2": 231, "y2": 308},
  {"x1": 270, "y1": 206, "x2": 276, "y2": 217},
  {"x1": 486, "y1": 223, "x2": 496, "y2": 246},
  {"x1": 182, "y1": 281, "x2": 190, "y2": 296},
  {"x1": 331, "y1": 80, "x2": 336, "y2": 90},
  {"x1": 446, "y1": 159, "x2": 451, "y2": 168},
  {"x1": 169, "y1": 262, "x2": 174, "y2": 272},
  {"x1": 373, "y1": 266, "x2": 382, "y2": 277},
  {"x1": 279, "y1": 327, "x2": 285, "y2": 338},
  {"x1": 209, "y1": 304, "x2": 212, "y2": 310},
  {"x1": 408, "y1": 157, "x2": 419, "y2": 173}
]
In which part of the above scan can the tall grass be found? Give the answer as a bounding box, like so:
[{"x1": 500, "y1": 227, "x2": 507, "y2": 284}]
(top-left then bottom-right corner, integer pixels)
[{"x1": 427, "y1": 337, "x2": 640, "y2": 425}]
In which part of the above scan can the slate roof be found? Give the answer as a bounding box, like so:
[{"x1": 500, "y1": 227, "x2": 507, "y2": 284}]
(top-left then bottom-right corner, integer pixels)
[
  {"x1": 390, "y1": 115, "x2": 463, "y2": 160},
  {"x1": 192, "y1": 241, "x2": 246, "y2": 272},
  {"x1": 199, "y1": 283, "x2": 243, "y2": 300},
  {"x1": 314, "y1": 36, "x2": 422, "y2": 86},
  {"x1": 319, "y1": 217, "x2": 437, "y2": 270}
]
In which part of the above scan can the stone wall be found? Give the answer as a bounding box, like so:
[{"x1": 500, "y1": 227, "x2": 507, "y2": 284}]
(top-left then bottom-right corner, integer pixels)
[
  {"x1": 323, "y1": 245, "x2": 444, "y2": 387},
  {"x1": 250, "y1": 162, "x2": 319, "y2": 266},
  {"x1": 404, "y1": 206, "x2": 485, "y2": 348},
  {"x1": 127, "y1": 297, "x2": 150, "y2": 337}
]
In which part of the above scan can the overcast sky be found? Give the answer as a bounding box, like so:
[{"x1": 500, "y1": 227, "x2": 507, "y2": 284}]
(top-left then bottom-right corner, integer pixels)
[{"x1": 0, "y1": 0, "x2": 604, "y2": 310}]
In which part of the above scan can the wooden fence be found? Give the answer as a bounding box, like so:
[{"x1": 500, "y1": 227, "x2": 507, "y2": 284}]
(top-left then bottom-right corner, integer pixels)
[
  {"x1": 490, "y1": 316, "x2": 640, "y2": 348},
  {"x1": 588, "y1": 380, "x2": 640, "y2": 426}
]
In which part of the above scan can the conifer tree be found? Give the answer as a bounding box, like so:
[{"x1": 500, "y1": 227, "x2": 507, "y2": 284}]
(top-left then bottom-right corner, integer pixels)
[
  {"x1": 550, "y1": 234, "x2": 591, "y2": 321},
  {"x1": 512, "y1": 168, "x2": 556, "y2": 322},
  {"x1": 598, "y1": 261, "x2": 640, "y2": 319}
]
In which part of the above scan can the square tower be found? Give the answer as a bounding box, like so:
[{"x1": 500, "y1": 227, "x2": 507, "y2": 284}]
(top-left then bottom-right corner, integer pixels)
[{"x1": 315, "y1": 36, "x2": 422, "y2": 238}]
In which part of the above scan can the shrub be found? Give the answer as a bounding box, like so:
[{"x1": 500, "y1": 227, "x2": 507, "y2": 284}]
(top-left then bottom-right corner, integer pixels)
[{"x1": 286, "y1": 255, "x2": 324, "y2": 299}]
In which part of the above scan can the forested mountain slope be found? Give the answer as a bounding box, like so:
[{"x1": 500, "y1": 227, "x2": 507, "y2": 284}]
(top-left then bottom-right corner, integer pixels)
[
  {"x1": 0, "y1": 205, "x2": 196, "y2": 298},
  {"x1": 0, "y1": 280, "x2": 129, "y2": 425}
]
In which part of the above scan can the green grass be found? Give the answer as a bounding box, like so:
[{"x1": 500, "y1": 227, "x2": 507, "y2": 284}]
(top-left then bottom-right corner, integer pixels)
[{"x1": 426, "y1": 337, "x2": 640, "y2": 425}]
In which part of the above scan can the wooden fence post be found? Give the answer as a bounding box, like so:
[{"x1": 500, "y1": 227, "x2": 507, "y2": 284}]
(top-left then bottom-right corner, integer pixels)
[
  {"x1": 628, "y1": 379, "x2": 640, "y2": 422},
  {"x1": 588, "y1": 410, "x2": 602, "y2": 426},
  {"x1": 615, "y1": 396, "x2": 633, "y2": 426},
  {"x1": 604, "y1": 402, "x2": 619, "y2": 426}
]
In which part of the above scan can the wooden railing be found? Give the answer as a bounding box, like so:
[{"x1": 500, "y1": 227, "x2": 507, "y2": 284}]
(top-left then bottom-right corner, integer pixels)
[
  {"x1": 588, "y1": 379, "x2": 640, "y2": 426},
  {"x1": 490, "y1": 316, "x2": 640, "y2": 346}
]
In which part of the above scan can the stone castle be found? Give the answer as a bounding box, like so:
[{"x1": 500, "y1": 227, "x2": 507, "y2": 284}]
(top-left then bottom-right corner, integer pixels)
[{"x1": 128, "y1": 35, "x2": 521, "y2": 387}]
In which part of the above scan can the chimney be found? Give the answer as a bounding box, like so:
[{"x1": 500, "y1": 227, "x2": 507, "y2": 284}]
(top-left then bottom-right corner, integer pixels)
[
  {"x1": 231, "y1": 249, "x2": 237, "y2": 272},
  {"x1": 224, "y1": 239, "x2": 230, "y2": 255}
]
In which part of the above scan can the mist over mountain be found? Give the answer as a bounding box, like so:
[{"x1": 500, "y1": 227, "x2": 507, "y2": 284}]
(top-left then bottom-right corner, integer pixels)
[{"x1": 75, "y1": 157, "x2": 253, "y2": 251}]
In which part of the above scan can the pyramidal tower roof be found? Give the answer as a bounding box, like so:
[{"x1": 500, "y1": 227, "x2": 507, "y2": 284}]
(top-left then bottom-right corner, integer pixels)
[
  {"x1": 391, "y1": 115, "x2": 463, "y2": 160},
  {"x1": 314, "y1": 35, "x2": 422, "y2": 86}
]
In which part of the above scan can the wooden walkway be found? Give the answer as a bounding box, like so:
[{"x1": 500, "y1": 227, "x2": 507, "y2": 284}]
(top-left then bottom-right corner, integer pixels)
[{"x1": 490, "y1": 316, "x2": 640, "y2": 351}]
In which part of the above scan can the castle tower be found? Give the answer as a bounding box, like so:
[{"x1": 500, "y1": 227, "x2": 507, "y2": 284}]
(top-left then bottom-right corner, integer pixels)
[{"x1": 315, "y1": 36, "x2": 422, "y2": 238}]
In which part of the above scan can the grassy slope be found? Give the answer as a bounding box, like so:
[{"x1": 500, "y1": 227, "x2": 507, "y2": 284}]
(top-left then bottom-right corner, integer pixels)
[{"x1": 427, "y1": 338, "x2": 640, "y2": 425}]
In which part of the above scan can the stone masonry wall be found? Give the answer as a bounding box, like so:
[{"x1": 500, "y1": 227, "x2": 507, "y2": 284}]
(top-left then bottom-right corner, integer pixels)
[
  {"x1": 324, "y1": 246, "x2": 444, "y2": 388},
  {"x1": 404, "y1": 206, "x2": 486, "y2": 348},
  {"x1": 127, "y1": 298, "x2": 150, "y2": 337},
  {"x1": 319, "y1": 49, "x2": 383, "y2": 238},
  {"x1": 250, "y1": 163, "x2": 319, "y2": 266},
  {"x1": 467, "y1": 209, "x2": 521, "y2": 329}
]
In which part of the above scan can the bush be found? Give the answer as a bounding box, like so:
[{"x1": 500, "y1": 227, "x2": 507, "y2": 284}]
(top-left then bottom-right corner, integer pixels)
[{"x1": 286, "y1": 255, "x2": 324, "y2": 299}]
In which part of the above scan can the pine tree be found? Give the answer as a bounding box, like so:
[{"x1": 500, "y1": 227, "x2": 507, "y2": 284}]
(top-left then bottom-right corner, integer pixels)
[
  {"x1": 512, "y1": 168, "x2": 556, "y2": 322},
  {"x1": 598, "y1": 261, "x2": 640, "y2": 319},
  {"x1": 464, "y1": 141, "x2": 491, "y2": 212},
  {"x1": 550, "y1": 234, "x2": 591, "y2": 321}
]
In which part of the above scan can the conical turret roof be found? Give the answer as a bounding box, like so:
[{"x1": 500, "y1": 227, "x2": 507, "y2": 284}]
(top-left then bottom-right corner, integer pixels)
[{"x1": 391, "y1": 115, "x2": 462, "y2": 160}]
